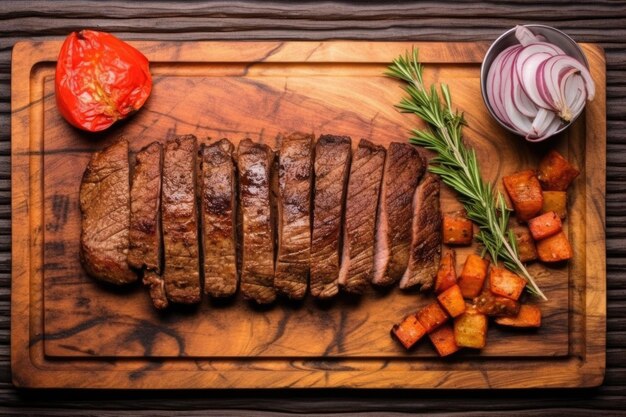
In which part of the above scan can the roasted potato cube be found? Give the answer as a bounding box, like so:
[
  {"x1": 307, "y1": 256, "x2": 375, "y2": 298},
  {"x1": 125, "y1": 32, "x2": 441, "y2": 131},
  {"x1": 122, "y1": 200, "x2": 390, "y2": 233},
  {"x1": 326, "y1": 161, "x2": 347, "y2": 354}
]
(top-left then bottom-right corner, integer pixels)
[
  {"x1": 391, "y1": 314, "x2": 427, "y2": 349},
  {"x1": 473, "y1": 290, "x2": 521, "y2": 317},
  {"x1": 537, "y1": 150, "x2": 580, "y2": 191},
  {"x1": 454, "y1": 310, "x2": 488, "y2": 349},
  {"x1": 416, "y1": 302, "x2": 449, "y2": 333},
  {"x1": 428, "y1": 324, "x2": 460, "y2": 357},
  {"x1": 528, "y1": 211, "x2": 562, "y2": 241},
  {"x1": 458, "y1": 254, "x2": 489, "y2": 299},
  {"x1": 541, "y1": 191, "x2": 567, "y2": 219},
  {"x1": 512, "y1": 225, "x2": 538, "y2": 262},
  {"x1": 437, "y1": 284, "x2": 466, "y2": 318},
  {"x1": 503, "y1": 170, "x2": 543, "y2": 222},
  {"x1": 435, "y1": 249, "x2": 457, "y2": 294},
  {"x1": 536, "y1": 230, "x2": 573, "y2": 262},
  {"x1": 489, "y1": 267, "x2": 526, "y2": 300},
  {"x1": 495, "y1": 304, "x2": 542, "y2": 328},
  {"x1": 443, "y1": 211, "x2": 473, "y2": 246}
]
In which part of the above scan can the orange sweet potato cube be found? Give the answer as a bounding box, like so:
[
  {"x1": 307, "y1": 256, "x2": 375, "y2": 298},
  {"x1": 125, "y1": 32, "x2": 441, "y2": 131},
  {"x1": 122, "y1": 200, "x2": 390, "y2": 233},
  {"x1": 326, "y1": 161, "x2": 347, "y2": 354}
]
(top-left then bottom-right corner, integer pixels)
[
  {"x1": 428, "y1": 324, "x2": 460, "y2": 357},
  {"x1": 473, "y1": 290, "x2": 521, "y2": 317},
  {"x1": 458, "y1": 254, "x2": 489, "y2": 298},
  {"x1": 512, "y1": 225, "x2": 538, "y2": 262},
  {"x1": 528, "y1": 211, "x2": 562, "y2": 241},
  {"x1": 537, "y1": 150, "x2": 580, "y2": 191},
  {"x1": 454, "y1": 310, "x2": 488, "y2": 349},
  {"x1": 541, "y1": 191, "x2": 567, "y2": 219},
  {"x1": 391, "y1": 314, "x2": 427, "y2": 349},
  {"x1": 435, "y1": 249, "x2": 457, "y2": 294},
  {"x1": 536, "y1": 231, "x2": 573, "y2": 262},
  {"x1": 437, "y1": 284, "x2": 466, "y2": 318},
  {"x1": 442, "y1": 211, "x2": 473, "y2": 246},
  {"x1": 416, "y1": 302, "x2": 449, "y2": 333},
  {"x1": 502, "y1": 170, "x2": 543, "y2": 222},
  {"x1": 489, "y1": 267, "x2": 526, "y2": 301},
  {"x1": 495, "y1": 304, "x2": 542, "y2": 328}
]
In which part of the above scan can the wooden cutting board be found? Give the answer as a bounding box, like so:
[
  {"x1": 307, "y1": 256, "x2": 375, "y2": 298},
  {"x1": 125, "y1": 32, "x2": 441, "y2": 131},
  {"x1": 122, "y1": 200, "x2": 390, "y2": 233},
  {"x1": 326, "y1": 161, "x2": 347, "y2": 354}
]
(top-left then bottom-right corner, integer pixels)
[{"x1": 11, "y1": 40, "x2": 606, "y2": 388}]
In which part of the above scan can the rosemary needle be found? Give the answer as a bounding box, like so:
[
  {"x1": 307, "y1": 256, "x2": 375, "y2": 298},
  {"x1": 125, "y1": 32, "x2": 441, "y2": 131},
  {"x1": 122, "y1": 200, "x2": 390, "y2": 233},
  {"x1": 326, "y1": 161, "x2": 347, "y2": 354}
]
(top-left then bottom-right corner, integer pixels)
[{"x1": 386, "y1": 48, "x2": 547, "y2": 301}]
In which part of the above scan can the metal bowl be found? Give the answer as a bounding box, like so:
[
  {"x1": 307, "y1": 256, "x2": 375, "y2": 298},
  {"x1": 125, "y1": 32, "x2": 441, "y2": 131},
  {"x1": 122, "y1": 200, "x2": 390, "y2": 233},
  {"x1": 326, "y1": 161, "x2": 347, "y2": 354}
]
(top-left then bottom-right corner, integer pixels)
[{"x1": 480, "y1": 24, "x2": 590, "y2": 140}]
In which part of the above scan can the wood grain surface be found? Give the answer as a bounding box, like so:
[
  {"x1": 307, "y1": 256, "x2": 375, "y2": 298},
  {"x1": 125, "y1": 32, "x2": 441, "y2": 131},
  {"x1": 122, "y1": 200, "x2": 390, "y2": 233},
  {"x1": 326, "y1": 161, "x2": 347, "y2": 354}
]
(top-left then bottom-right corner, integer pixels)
[
  {"x1": 2, "y1": 0, "x2": 625, "y2": 414},
  {"x1": 14, "y1": 40, "x2": 597, "y2": 386}
]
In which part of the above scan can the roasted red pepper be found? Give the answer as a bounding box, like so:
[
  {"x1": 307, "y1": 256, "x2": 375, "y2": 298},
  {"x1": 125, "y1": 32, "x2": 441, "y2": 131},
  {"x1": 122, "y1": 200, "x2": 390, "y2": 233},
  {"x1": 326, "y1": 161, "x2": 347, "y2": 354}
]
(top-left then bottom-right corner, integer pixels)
[{"x1": 55, "y1": 30, "x2": 152, "y2": 132}]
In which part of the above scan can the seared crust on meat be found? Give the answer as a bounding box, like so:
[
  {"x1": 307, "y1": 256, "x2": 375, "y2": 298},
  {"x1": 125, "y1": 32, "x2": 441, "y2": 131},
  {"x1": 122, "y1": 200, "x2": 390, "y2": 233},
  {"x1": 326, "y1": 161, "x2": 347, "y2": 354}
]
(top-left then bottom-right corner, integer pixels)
[
  {"x1": 201, "y1": 138, "x2": 238, "y2": 298},
  {"x1": 373, "y1": 142, "x2": 425, "y2": 286},
  {"x1": 129, "y1": 141, "x2": 167, "y2": 308},
  {"x1": 338, "y1": 139, "x2": 386, "y2": 294},
  {"x1": 310, "y1": 134, "x2": 352, "y2": 299},
  {"x1": 237, "y1": 139, "x2": 276, "y2": 304},
  {"x1": 274, "y1": 132, "x2": 313, "y2": 300},
  {"x1": 400, "y1": 173, "x2": 442, "y2": 291},
  {"x1": 161, "y1": 135, "x2": 201, "y2": 304},
  {"x1": 80, "y1": 139, "x2": 137, "y2": 285}
]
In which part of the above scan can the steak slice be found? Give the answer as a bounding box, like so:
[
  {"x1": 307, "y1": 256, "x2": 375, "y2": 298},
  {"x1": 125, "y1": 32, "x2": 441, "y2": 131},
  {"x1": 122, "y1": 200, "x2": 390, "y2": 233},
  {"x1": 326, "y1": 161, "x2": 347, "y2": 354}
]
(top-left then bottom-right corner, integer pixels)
[
  {"x1": 237, "y1": 139, "x2": 276, "y2": 304},
  {"x1": 161, "y1": 135, "x2": 201, "y2": 304},
  {"x1": 399, "y1": 173, "x2": 442, "y2": 291},
  {"x1": 310, "y1": 134, "x2": 352, "y2": 299},
  {"x1": 372, "y1": 142, "x2": 425, "y2": 286},
  {"x1": 200, "y1": 139, "x2": 238, "y2": 298},
  {"x1": 337, "y1": 139, "x2": 386, "y2": 294},
  {"x1": 274, "y1": 132, "x2": 313, "y2": 300},
  {"x1": 80, "y1": 139, "x2": 136, "y2": 285},
  {"x1": 128, "y1": 142, "x2": 166, "y2": 308}
]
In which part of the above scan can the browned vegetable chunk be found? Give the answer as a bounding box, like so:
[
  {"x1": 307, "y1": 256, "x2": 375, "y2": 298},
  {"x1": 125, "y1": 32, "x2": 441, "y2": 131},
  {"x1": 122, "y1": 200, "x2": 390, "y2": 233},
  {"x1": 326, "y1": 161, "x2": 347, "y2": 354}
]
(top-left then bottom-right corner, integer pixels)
[
  {"x1": 457, "y1": 254, "x2": 489, "y2": 299},
  {"x1": 435, "y1": 249, "x2": 457, "y2": 294},
  {"x1": 536, "y1": 230, "x2": 573, "y2": 262},
  {"x1": 442, "y1": 211, "x2": 473, "y2": 246},
  {"x1": 502, "y1": 170, "x2": 543, "y2": 222},
  {"x1": 416, "y1": 302, "x2": 449, "y2": 333},
  {"x1": 391, "y1": 314, "x2": 427, "y2": 349},
  {"x1": 528, "y1": 211, "x2": 562, "y2": 241},
  {"x1": 437, "y1": 284, "x2": 466, "y2": 318},
  {"x1": 537, "y1": 150, "x2": 580, "y2": 191},
  {"x1": 489, "y1": 266, "x2": 526, "y2": 301},
  {"x1": 472, "y1": 290, "x2": 521, "y2": 317},
  {"x1": 512, "y1": 225, "x2": 538, "y2": 262},
  {"x1": 541, "y1": 191, "x2": 567, "y2": 219},
  {"x1": 454, "y1": 309, "x2": 488, "y2": 349},
  {"x1": 428, "y1": 324, "x2": 460, "y2": 357},
  {"x1": 495, "y1": 304, "x2": 542, "y2": 328}
]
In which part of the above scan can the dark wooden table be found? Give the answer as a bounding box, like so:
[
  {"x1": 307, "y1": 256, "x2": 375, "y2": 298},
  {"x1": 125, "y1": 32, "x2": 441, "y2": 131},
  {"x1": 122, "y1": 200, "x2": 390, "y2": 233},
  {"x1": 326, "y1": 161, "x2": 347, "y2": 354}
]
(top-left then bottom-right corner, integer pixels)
[{"x1": 2, "y1": 1, "x2": 625, "y2": 415}]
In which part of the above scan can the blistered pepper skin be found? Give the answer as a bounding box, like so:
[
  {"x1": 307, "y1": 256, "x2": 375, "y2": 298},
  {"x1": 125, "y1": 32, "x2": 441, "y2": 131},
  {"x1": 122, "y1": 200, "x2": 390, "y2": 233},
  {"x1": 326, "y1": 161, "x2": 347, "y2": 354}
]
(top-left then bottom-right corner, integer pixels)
[{"x1": 55, "y1": 30, "x2": 152, "y2": 132}]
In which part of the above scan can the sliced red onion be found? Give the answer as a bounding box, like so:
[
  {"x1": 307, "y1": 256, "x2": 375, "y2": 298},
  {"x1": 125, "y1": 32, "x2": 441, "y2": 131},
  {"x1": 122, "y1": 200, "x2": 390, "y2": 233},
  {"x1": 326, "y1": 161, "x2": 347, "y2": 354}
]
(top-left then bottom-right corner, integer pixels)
[
  {"x1": 526, "y1": 117, "x2": 562, "y2": 142},
  {"x1": 530, "y1": 107, "x2": 556, "y2": 137},
  {"x1": 484, "y1": 25, "x2": 595, "y2": 142},
  {"x1": 503, "y1": 73, "x2": 533, "y2": 135},
  {"x1": 486, "y1": 45, "x2": 520, "y2": 125},
  {"x1": 518, "y1": 51, "x2": 555, "y2": 109},
  {"x1": 542, "y1": 55, "x2": 595, "y2": 120},
  {"x1": 515, "y1": 25, "x2": 541, "y2": 46}
]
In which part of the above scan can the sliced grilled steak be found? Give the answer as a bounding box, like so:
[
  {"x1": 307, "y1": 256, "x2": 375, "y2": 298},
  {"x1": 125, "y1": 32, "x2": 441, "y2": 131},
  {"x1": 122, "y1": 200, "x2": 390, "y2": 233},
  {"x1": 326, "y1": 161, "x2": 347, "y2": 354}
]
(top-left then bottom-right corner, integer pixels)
[
  {"x1": 161, "y1": 135, "x2": 201, "y2": 304},
  {"x1": 274, "y1": 132, "x2": 313, "y2": 300},
  {"x1": 372, "y1": 142, "x2": 425, "y2": 286},
  {"x1": 128, "y1": 142, "x2": 162, "y2": 272},
  {"x1": 200, "y1": 139, "x2": 238, "y2": 298},
  {"x1": 399, "y1": 173, "x2": 442, "y2": 291},
  {"x1": 337, "y1": 139, "x2": 386, "y2": 294},
  {"x1": 143, "y1": 271, "x2": 168, "y2": 310},
  {"x1": 80, "y1": 139, "x2": 136, "y2": 285},
  {"x1": 128, "y1": 142, "x2": 166, "y2": 308},
  {"x1": 310, "y1": 134, "x2": 352, "y2": 299},
  {"x1": 237, "y1": 139, "x2": 276, "y2": 304}
]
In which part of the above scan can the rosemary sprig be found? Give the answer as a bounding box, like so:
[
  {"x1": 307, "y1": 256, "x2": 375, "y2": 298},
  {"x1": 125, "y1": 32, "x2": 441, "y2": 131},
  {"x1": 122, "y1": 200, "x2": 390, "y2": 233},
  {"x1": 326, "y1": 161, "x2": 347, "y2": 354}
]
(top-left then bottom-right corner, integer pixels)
[{"x1": 386, "y1": 49, "x2": 547, "y2": 300}]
